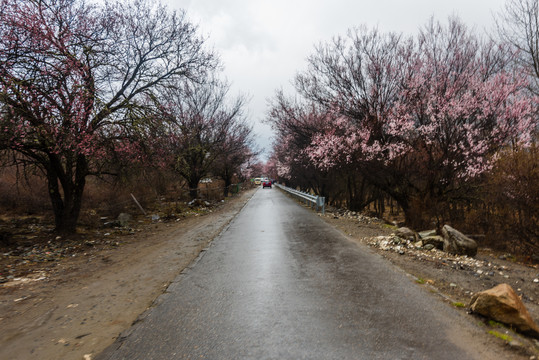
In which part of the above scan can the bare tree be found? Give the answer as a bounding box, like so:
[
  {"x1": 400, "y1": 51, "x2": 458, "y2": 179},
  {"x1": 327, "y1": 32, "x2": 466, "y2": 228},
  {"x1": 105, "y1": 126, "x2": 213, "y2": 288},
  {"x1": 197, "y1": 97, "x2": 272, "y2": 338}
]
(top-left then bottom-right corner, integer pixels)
[
  {"x1": 295, "y1": 26, "x2": 413, "y2": 126},
  {"x1": 159, "y1": 78, "x2": 248, "y2": 199},
  {"x1": 211, "y1": 121, "x2": 256, "y2": 197},
  {"x1": 496, "y1": 0, "x2": 539, "y2": 94}
]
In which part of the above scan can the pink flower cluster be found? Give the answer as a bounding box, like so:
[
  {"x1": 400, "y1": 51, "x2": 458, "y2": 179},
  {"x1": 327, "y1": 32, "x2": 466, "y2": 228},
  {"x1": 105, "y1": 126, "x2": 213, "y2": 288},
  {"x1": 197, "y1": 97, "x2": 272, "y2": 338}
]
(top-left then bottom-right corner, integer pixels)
[{"x1": 284, "y1": 20, "x2": 538, "y2": 181}]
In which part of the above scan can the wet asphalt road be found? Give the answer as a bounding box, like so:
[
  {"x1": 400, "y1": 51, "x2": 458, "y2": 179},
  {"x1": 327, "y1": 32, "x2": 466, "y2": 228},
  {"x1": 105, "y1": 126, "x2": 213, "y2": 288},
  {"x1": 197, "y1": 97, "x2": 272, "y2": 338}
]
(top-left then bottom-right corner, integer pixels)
[{"x1": 98, "y1": 188, "x2": 482, "y2": 360}]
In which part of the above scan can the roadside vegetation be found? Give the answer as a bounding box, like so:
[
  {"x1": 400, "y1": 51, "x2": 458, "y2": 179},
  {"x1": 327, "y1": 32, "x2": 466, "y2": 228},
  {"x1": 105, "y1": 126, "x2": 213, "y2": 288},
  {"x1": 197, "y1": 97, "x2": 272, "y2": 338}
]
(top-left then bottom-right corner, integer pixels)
[
  {"x1": 0, "y1": 0, "x2": 261, "y2": 238},
  {"x1": 266, "y1": 0, "x2": 539, "y2": 257}
]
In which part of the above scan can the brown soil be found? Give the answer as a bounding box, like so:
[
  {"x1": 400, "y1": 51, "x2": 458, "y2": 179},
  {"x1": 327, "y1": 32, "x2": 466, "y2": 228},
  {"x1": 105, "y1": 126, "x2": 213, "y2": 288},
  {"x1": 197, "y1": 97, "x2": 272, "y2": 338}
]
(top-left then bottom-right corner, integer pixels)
[{"x1": 1, "y1": 190, "x2": 538, "y2": 360}]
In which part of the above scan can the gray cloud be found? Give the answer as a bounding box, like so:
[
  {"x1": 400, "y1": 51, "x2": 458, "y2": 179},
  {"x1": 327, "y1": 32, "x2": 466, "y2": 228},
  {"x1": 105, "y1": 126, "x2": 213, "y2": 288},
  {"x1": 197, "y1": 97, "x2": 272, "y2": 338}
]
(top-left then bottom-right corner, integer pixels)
[{"x1": 166, "y1": 0, "x2": 507, "y2": 159}]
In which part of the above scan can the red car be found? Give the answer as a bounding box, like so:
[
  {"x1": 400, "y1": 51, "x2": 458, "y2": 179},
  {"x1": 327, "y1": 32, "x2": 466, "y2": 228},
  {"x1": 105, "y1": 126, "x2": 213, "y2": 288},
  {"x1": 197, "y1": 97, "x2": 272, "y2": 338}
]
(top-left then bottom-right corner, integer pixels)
[{"x1": 262, "y1": 179, "x2": 272, "y2": 188}]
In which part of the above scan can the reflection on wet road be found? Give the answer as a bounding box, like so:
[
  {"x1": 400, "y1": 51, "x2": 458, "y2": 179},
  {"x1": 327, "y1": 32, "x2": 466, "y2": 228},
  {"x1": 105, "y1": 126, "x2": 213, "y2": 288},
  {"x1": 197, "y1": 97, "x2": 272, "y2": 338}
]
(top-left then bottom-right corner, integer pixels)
[{"x1": 98, "y1": 188, "x2": 485, "y2": 359}]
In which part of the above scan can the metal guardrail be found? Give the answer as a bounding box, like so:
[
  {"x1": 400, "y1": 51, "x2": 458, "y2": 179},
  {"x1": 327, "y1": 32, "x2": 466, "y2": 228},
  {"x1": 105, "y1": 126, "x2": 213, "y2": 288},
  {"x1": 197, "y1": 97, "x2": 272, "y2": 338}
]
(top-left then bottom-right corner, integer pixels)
[{"x1": 275, "y1": 183, "x2": 325, "y2": 214}]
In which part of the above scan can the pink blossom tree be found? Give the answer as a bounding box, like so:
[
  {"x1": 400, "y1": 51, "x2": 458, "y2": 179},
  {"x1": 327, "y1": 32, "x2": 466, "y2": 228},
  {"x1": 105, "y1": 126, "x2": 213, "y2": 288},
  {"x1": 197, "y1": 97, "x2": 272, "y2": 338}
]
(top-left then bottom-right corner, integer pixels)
[
  {"x1": 268, "y1": 98, "x2": 381, "y2": 209},
  {"x1": 267, "y1": 92, "x2": 373, "y2": 208},
  {"x1": 280, "y1": 18, "x2": 538, "y2": 227},
  {"x1": 241, "y1": 159, "x2": 264, "y2": 182},
  {"x1": 267, "y1": 92, "x2": 329, "y2": 192},
  {"x1": 385, "y1": 19, "x2": 535, "y2": 226},
  {"x1": 292, "y1": 27, "x2": 418, "y2": 211},
  {"x1": 0, "y1": 0, "x2": 215, "y2": 233}
]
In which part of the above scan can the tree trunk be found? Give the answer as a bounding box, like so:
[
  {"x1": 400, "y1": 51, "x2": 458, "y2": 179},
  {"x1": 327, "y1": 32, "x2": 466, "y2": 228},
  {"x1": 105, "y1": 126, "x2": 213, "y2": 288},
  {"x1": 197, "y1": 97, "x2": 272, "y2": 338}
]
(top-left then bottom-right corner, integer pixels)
[
  {"x1": 402, "y1": 198, "x2": 431, "y2": 230},
  {"x1": 47, "y1": 155, "x2": 88, "y2": 234},
  {"x1": 347, "y1": 175, "x2": 356, "y2": 210},
  {"x1": 347, "y1": 175, "x2": 370, "y2": 212},
  {"x1": 223, "y1": 169, "x2": 232, "y2": 197},
  {"x1": 188, "y1": 177, "x2": 200, "y2": 199}
]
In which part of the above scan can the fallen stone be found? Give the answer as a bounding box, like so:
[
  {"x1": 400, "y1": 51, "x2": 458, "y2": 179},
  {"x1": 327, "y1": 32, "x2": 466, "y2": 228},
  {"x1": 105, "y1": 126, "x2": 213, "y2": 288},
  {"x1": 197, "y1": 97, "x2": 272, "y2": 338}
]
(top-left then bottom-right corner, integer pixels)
[
  {"x1": 103, "y1": 220, "x2": 121, "y2": 228},
  {"x1": 418, "y1": 229, "x2": 437, "y2": 239},
  {"x1": 117, "y1": 213, "x2": 132, "y2": 227},
  {"x1": 391, "y1": 236, "x2": 403, "y2": 245},
  {"x1": 395, "y1": 227, "x2": 418, "y2": 241},
  {"x1": 470, "y1": 283, "x2": 539, "y2": 339},
  {"x1": 442, "y1": 225, "x2": 478, "y2": 257},
  {"x1": 422, "y1": 235, "x2": 444, "y2": 250}
]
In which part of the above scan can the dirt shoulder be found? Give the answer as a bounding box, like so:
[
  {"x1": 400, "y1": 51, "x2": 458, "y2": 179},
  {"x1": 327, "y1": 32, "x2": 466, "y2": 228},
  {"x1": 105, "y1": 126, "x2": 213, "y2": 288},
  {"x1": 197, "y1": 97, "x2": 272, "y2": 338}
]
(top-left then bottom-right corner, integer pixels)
[
  {"x1": 320, "y1": 209, "x2": 539, "y2": 358},
  {"x1": 0, "y1": 188, "x2": 256, "y2": 360}
]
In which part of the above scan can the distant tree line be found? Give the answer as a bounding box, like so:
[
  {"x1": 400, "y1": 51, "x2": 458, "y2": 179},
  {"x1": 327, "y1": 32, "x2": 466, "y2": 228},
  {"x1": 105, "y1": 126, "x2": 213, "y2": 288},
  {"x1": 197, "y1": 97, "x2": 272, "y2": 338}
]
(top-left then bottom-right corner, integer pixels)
[
  {"x1": 0, "y1": 0, "x2": 257, "y2": 234},
  {"x1": 266, "y1": 3, "x2": 539, "y2": 254}
]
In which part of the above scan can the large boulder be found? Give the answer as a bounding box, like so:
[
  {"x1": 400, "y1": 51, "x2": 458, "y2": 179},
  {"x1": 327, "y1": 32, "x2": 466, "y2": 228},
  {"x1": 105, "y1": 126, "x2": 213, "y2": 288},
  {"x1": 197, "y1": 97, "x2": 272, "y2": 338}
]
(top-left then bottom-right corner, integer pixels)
[
  {"x1": 441, "y1": 225, "x2": 478, "y2": 257},
  {"x1": 470, "y1": 283, "x2": 539, "y2": 339}
]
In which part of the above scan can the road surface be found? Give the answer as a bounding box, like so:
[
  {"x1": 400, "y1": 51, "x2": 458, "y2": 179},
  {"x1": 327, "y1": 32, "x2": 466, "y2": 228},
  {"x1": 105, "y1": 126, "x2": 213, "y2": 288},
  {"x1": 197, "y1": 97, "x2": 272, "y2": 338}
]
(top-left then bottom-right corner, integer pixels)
[{"x1": 98, "y1": 187, "x2": 496, "y2": 359}]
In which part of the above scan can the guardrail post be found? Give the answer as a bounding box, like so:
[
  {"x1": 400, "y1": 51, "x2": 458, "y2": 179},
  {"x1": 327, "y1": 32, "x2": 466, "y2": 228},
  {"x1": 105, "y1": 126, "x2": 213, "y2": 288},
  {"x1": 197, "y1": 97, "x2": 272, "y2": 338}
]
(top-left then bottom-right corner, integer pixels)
[
  {"x1": 319, "y1": 196, "x2": 325, "y2": 214},
  {"x1": 276, "y1": 183, "x2": 326, "y2": 214}
]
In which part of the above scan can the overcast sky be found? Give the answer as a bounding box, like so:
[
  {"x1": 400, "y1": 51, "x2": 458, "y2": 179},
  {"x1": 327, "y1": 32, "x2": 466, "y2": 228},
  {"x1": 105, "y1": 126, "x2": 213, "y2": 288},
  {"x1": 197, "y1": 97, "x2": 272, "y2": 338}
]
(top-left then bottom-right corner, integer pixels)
[{"x1": 165, "y1": 0, "x2": 507, "y2": 160}]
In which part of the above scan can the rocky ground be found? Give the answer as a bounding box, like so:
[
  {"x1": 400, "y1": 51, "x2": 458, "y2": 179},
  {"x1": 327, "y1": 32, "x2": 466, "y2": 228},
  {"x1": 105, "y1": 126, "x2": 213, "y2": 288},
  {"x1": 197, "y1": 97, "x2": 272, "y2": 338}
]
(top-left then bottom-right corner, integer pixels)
[
  {"x1": 320, "y1": 207, "x2": 539, "y2": 358},
  {"x1": 1, "y1": 189, "x2": 538, "y2": 360}
]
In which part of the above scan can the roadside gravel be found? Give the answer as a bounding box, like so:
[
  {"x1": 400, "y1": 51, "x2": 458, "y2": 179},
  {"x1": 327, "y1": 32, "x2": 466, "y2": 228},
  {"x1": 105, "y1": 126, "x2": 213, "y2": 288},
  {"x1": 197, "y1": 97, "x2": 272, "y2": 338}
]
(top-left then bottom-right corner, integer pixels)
[{"x1": 320, "y1": 209, "x2": 539, "y2": 358}]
